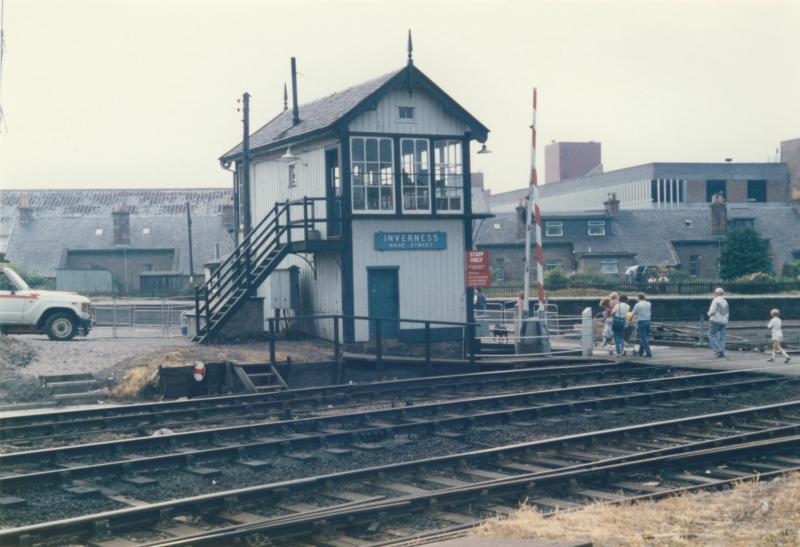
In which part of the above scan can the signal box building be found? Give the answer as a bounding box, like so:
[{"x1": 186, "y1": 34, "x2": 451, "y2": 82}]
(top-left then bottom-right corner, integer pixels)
[{"x1": 205, "y1": 52, "x2": 490, "y2": 343}]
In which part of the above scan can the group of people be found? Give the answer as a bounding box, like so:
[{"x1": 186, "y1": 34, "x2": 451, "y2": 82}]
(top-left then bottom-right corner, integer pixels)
[
  {"x1": 598, "y1": 287, "x2": 791, "y2": 362},
  {"x1": 599, "y1": 292, "x2": 652, "y2": 358},
  {"x1": 706, "y1": 288, "x2": 790, "y2": 363}
]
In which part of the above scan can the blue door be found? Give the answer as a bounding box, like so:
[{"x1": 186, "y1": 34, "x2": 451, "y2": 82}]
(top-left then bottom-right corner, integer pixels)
[{"x1": 368, "y1": 268, "x2": 399, "y2": 339}]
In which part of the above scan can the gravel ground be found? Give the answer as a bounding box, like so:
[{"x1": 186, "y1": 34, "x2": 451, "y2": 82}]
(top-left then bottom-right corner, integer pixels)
[
  {"x1": 0, "y1": 337, "x2": 51, "y2": 405},
  {"x1": 4, "y1": 377, "x2": 800, "y2": 528}
]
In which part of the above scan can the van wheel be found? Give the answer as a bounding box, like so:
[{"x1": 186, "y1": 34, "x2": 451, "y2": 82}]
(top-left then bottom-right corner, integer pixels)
[{"x1": 46, "y1": 313, "x2": 78, "y2": 341}]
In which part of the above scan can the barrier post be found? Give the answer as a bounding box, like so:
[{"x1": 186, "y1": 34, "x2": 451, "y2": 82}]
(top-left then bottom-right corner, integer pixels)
[{"x1": 581, "y1": 307, "x2": 593, "y2": 356}]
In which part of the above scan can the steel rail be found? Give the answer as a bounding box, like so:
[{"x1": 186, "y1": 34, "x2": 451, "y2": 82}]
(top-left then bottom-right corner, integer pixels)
[
  {"x1": 145, "y1": 434, "x2": 800, "y2": 547},
  {"x1": 2, "y1": 398, "x2": 800, "y2": 545},
  {"x1": 0, "y1": 362, "x2": 666, "y2": 442},
  {"x1": 0, "y1": 368, "x2": 782, "y2": 468},
  {"x1": 5, "y1": 424, "x2": 800, "y2": 547},
  {"x1": 0, "y1": 374, "x2": 787, "y2": 491}
]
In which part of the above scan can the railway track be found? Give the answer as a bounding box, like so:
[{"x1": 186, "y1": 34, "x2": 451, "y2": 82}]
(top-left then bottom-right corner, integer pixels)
[
  {"x1": 0, "y1": 368, "x2": 796, "y2": 538},
  {"x1": 0, "y1": 362, "x2": 668, "y2": 446},
  {"x1": 3, "y1": 398, "x2": 800, "y2": 546}
]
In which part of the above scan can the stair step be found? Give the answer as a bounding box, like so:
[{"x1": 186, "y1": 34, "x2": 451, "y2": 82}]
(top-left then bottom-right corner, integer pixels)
[
  {"x1": 40, "y1": 373, "x2": 95, "y2": 384},
  {"x1": 46, "y1": 380, "x2": 101, "y2": 394}
]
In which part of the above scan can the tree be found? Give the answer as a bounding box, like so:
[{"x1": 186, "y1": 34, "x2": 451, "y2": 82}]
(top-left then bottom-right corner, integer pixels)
[{"x1": 719, "y1": 228, "x2": 772, "y2": 279}]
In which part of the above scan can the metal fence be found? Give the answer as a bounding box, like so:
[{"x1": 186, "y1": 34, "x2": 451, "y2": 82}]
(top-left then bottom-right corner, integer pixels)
[
  {"x1": 485, "y1": 279, "x2": 800, "y2": 297},
  {"x1": 90, "y1": 300, "x2": 194, "y2": 338}
]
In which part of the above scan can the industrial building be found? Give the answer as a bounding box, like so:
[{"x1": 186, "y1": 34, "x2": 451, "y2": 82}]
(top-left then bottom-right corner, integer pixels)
[
  {"x1": 489, "y1": 161, "x2": 791, "y2": 213},
  {"x1": 2, "y1": 189, "x2": 234, "y2": 295},
  {"x1": 476, "y1": 193, "x2": 800, "y2": 281}
]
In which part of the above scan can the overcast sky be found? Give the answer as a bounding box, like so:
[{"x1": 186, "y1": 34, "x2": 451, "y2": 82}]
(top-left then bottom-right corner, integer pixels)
[{"x1": 1, "y1": 0, "x2": 798, "y2": 194}]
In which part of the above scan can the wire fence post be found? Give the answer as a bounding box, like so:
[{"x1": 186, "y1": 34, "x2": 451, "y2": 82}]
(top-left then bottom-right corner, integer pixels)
[
  {"x1": 424, "y1": 321, "x2": 431, "y2": 370},
  {"x1": 268, "y1": 318, "x2": 277, "y2": 365},
  {"x1": 193, "y1": 287, "x2": 201, "y2": 337},
  {"x1": 698, "y1": 314, "x2": 705, "y2": 345},
  {"x1": 375, "y1": 319, "x2": 383, "y2": 376}
]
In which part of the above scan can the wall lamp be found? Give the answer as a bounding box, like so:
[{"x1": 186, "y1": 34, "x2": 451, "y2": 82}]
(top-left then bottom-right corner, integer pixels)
[{"x1": 477, "y1": 143, "x2": 491, "y2": 155}]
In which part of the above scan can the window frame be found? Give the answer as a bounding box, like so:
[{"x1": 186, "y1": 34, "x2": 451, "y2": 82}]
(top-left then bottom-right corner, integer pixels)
[
  {"x1": 399, "y1": 138, "x2": 431, "y2": 213},
  {"x1": 433, "y1": 139, "x2": 464, "y2": 213},
  {"x1": 350, "y1": 136, "x2": 395, "y2": 214},
  {"x1": 600, "y1": 259, "x2": 620, "y2": 274},
  {"x1": 288, "y1": 162, "x2": 297, "y2": 188},
  {"x1": 689, "y1": 254, "x2": 701, "y2": 277},
  {"x1": 545, "y1": 221, "x2": 564, "y2": 237},
  {"x1": 493, "y1": 257, "x2": 505, "y2": 282},
  {"x1": 746, "y1": 179, "x2": 767, "y2": 203},
  {"x1": 398, "y1": 106, "x2": 415, "y2": 120},
  {"x1": 546, "y1": 260, "x2": 565, "y2": 271},
  {"x1": 587, "y1": 220, "x2": 606, "y2": 236}
]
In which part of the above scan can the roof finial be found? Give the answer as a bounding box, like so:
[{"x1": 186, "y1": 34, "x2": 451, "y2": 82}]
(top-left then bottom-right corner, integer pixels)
[
  {"x1": 283, "y1": 83, "x2": 288, "y2": 111},
  {"x1": 407, "y1": 29, "x2": 413, "y2": 65}
]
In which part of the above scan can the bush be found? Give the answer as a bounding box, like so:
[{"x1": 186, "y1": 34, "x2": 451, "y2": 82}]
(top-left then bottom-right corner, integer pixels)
[
  {"x1": 569, "y1": 268, "x2": 617, "y2": 287},
  {"x1": 783, "y1": 260, "x2": 800, "y2": 279},
  {"x1": 0, "y1": 262, "x2": 51, "y2": 289},
  {"x1": 544, "y1": 268, "x2": 568, "y2": 290},
  {"x1": 719, "y1": 228, "x2": 772, "y2": 279}
]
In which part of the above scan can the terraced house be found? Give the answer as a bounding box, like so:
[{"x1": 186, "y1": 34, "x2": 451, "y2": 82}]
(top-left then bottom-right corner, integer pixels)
[{"x1": 199, "y1": 47, "x2": 490, "y2": 343}]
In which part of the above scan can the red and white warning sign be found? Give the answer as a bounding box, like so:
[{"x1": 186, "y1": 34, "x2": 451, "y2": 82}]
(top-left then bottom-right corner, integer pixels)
[
  {"x1": 465, "y1": 250, "x2": 491, "y2": 288},
  {"x1": 193, "y1": 361, "x2": 206, "y2": 382}
]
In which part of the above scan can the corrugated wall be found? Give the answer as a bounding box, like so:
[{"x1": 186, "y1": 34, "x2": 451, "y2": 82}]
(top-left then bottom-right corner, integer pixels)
[
  {"x1": 349, "y1": 88, "x2": 469, "y2": 136},
  {"x1": 351, "y1": 218, "x2": 465, "y2": 341}
]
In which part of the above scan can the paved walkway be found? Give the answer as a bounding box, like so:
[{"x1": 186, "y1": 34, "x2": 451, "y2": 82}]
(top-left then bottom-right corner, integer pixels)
[{"x1": 618, "y1": 343, "x2": 799, "y2": 376}]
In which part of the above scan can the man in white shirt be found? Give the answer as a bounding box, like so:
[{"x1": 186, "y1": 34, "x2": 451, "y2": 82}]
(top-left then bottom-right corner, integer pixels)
[
  {"x1": 631, "y1": 292, "x2": 653, "y2": 357},
  {"x1": 707, "y1": 288, "x2": 729, "y2": 358}
]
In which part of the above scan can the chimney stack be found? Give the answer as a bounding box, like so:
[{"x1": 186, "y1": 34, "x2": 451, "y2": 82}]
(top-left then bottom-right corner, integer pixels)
[
  {"x1": 18, "y1": 194, "x2": 32, "y2": 224},
  {"x1": 515, "y1": 199, "x2": 528, "y2": 240},
  {"x1": 710, "y1": 193, "x2": 727, "y2": 236},
  {"x1": 221, "y1": 201, "x2": 234, "y2": 229},
  {"x1": 112, "y1": 205, "x2": 131, "y2": 245},
  {"x1": 603, "y1": 192, "x2": 620, "y2": 216},
  {"x1": 290, "y1": 57, "x2": 300, "y2": 126}
]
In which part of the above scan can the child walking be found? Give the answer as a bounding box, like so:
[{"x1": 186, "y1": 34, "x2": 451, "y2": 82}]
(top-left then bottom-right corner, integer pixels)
[{"x1": 767, "y1": 309, "x2": 791, "y2": 363}]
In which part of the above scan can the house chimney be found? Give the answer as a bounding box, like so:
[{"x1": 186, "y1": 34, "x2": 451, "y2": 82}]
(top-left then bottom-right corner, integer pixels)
[
  {"x1": 18, "y1": 194, "x2": 33, "y2": 224},
  {"x1": 221, "y1": 201, "x2": 234, "y2": 229},
  {"x1": 112, "y1": 205, "x2": 131, "y2": 245},
  {"x1": 791, "y1": 188, "x2": 800, "y2": 213},
  {"x1": 290, "y1": 57, "x2": 300, "y2": 125},
  {"x1": 603, "y1": 192, "x2": 620, "y2": 216},
  {"x1": 710, "y1": 192, "x2": 727, "y2": 236},
  {"x1": 515, "y1": 200, "x2": 528, "y2": 240}
]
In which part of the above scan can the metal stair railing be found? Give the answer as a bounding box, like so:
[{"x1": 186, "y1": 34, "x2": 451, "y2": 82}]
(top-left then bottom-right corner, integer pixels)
[{"x1": 193, "y1": 197, "x2": 332, "y2": 343}]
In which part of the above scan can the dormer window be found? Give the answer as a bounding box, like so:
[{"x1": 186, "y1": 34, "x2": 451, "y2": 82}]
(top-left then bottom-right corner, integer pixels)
[
  {"x1": 545, "y1": 221, "x2": 563, "y2": 237},
  {"x1": 142, "y1": 227, "x2": 151, "y2": 235},
  {"x1": 95, "y1": 228, "x2": 104, "y2": 236},
  {"x1": 398, "y1": 106, "x2": 415, "y2": 120}
]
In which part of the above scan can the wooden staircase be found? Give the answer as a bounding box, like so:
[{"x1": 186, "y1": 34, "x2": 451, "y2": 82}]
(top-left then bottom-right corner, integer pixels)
[{"x1": 232, "y1": 363, "x2": 288, "y2": 394}]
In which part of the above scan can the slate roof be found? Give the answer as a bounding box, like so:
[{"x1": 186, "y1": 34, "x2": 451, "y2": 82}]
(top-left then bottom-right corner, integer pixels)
[
  {"x1": 5, "y1": 214, "x2": 234, "y2": 278},
  {"x1": 221, "y1": 71, "x2": 399, "y2": 162},
  {"x1": 475, "y1": 205, "x2": 800, "y2": 269},
  {"x1": 475, "y1": 211, "x2": 625, "y2": 256},
  {"x1": 0, "y1": 188, "x2": 232, "y2": 253},
  {"x1": 221, "y1": 64, "x2": 490, "y2": 162}
]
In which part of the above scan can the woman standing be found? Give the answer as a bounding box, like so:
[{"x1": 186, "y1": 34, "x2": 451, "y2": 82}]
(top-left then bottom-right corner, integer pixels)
[
  {"x1": 767, "y1": 309, "x2": 791, "y2": 363},
  {"x1": 610, "y1": 295, "x2": 631, "y2": 357}
]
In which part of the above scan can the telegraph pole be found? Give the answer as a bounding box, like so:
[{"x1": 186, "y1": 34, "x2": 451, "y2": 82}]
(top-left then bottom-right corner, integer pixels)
[
  {"x1": 186, "y1": 201, "x2": 195, "y2": 284},
  {"x1": 241, "y1": 92, "x2": 252, "y2": 235}
]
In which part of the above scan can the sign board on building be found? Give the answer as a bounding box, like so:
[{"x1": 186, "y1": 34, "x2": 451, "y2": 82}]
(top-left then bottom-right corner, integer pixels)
[
  {"x1": 465, "y1": 250, "x2": 491, "y2": 287},
  {"x1": 374, "y1": 231, "x2": 447, "y2": 251}
]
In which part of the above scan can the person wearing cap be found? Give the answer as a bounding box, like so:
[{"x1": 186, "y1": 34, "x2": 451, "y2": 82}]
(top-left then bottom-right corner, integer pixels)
[{"x1": 707, "y1": 288, "x2": 729, "y2": 358}]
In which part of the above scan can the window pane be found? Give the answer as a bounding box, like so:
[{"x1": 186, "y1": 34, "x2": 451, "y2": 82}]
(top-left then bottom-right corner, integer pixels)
[
  {"x1": 401, "y1": 138, "x2": 413, "y2": 156},
  {"x1": 366, "y1": 139, "x2": 378, "y2": 162},
  {"x1": 353, "y1": 188, "x2": 365, "y2": 210},
  {"x1": 352, "y1": 138, "x2": 364, "y2": 162},
  {"x1": 379, "y1": 139, "x2": 392, "y2": 163}
]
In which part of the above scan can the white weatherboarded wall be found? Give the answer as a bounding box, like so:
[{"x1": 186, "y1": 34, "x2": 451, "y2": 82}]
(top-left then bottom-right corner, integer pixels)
[
  {"x1": 298, "y1": 251, "x2": 342, "y2": 340},
  {"x1": 349, "y1": 88, "x2": 468, "y2": 136},
  {"x1": 249, "y1": 138, "x2": 341, "y2": 333},
  {"x1": 250, "y1": 138, "x2": 338, "y2": 240},
  {"x1": 351, "y1": 218, "x2": 465, "y2": 341}
]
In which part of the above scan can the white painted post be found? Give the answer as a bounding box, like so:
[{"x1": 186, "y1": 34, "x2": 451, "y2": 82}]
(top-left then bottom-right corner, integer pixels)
[{"x1": 581, "y1": 307, "x2": 593, "y2": 356}]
